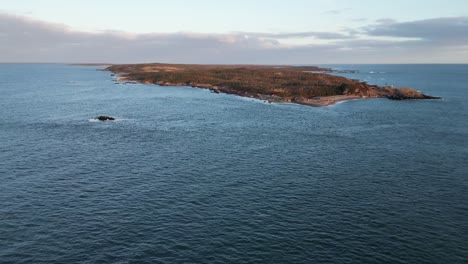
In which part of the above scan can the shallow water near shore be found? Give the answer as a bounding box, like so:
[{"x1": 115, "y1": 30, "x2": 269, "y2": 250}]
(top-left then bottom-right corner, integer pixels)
[{"x1": 1, "y1": 64, "x2": 467, "y2": 263}]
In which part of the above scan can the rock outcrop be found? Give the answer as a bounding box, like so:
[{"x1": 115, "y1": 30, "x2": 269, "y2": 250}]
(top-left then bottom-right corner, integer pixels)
[
  {"x1": 97, "y1": 116, "x2": 115, "y2": 121},
  {"x1": 385, "y1": 88, "x2": 441, "y2": 100}
]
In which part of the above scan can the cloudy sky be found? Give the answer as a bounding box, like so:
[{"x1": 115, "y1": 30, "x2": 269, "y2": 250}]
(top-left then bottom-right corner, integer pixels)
[{"x1": 1, "y1": 0, "x2": 468, "y2": 64}]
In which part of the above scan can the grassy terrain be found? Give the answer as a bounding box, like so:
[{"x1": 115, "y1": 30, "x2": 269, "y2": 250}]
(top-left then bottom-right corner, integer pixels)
[{"x1": 107, "y1": 64, "x2": 368, "y2": 97}]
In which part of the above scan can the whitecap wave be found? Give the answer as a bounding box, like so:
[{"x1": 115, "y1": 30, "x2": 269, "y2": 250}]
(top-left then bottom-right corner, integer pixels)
[{"x1": 326, "y1": 99, "x2": 362, "y2": 107}]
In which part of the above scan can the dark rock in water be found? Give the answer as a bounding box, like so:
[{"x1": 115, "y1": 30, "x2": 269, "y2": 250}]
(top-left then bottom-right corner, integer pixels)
[{"x1": 97, "y1": 116, "x2": 115, "y2": 121}]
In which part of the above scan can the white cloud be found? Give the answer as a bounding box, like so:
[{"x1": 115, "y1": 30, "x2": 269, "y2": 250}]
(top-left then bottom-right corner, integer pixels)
[
  {"x1": 1, "y1": 12, "x2": 467, "y2": 63},
  {"x1": 365, "y1": 17, "x2": 468, "y2": 45}
]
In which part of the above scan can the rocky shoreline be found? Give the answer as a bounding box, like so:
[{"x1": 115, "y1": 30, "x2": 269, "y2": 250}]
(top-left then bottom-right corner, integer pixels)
[{"x1": 104, "y1": 63, "x2": 440, "y2": 107}]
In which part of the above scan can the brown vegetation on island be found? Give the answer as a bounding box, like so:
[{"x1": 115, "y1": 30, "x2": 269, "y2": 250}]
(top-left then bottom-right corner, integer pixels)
[{"x1": 105, "y1": 63, "x2": 439, "y2": 107}]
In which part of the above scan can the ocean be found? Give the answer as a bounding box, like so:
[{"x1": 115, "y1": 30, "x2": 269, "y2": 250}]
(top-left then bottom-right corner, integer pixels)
[{"x1": 0, "y1": 64, "x2": 467, "y2": 263}]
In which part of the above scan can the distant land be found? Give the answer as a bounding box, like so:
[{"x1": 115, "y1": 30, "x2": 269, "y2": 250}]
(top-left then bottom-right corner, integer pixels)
[{"x1": 103, "y1": 63, "x2": 440, "y2": 107}]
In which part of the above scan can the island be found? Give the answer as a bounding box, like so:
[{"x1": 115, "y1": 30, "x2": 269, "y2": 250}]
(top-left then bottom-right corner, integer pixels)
[{"x1": 104, "y1": 63, "x2": 439, "y2": 107}]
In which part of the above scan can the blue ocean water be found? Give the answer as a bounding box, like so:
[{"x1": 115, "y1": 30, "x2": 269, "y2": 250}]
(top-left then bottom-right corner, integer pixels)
[{"x1": 0, "y1": 64, "x2": 467, "y2": 263}]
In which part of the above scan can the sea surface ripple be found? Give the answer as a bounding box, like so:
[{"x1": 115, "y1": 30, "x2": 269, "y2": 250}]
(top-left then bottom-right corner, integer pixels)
[{"x1": 0, "y1": 64, "x2": 467, "y2": 263}]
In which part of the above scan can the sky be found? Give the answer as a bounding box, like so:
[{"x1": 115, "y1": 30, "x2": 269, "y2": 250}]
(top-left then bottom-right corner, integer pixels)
[{"x1": 1, "y1": 0, "x2": 468, "y2": 64}]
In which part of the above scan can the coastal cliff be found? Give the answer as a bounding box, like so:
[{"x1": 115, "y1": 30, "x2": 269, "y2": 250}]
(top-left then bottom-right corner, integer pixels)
[{"x1": 105, "y1": 63, "x2": 439, "y2": 107}]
